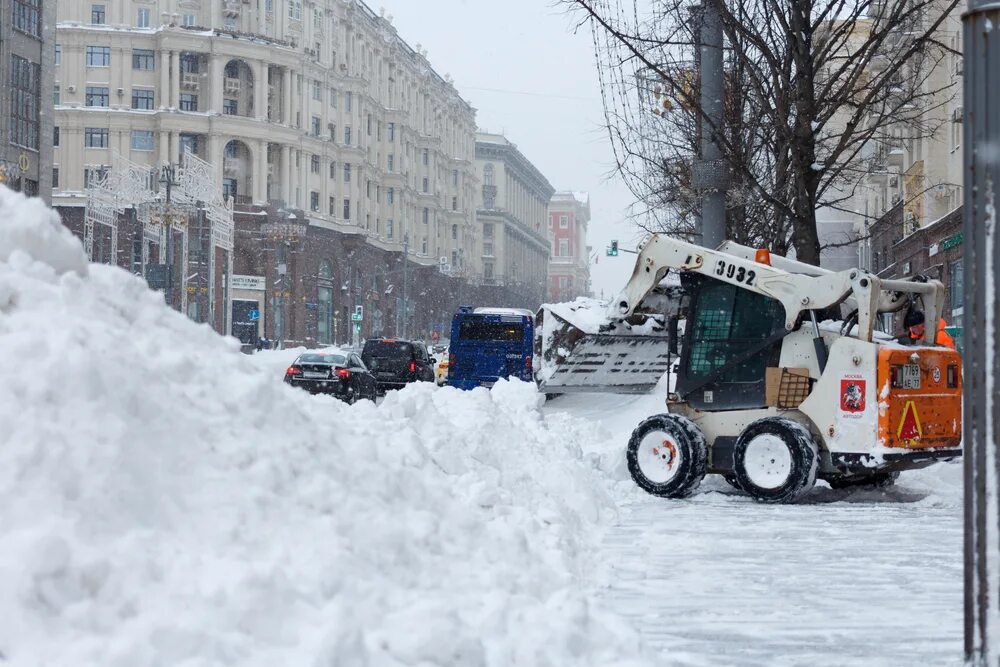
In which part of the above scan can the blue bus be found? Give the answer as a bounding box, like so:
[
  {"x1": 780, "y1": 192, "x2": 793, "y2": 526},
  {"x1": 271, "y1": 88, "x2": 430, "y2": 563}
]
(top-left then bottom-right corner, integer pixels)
[{"x1": 446, "y1": 307, "x2": 535, "y2": 390}]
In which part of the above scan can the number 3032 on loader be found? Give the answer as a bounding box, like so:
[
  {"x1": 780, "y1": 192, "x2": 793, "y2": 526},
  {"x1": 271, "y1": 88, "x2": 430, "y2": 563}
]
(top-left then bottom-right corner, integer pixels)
[{"x1": 537, "y1": 235, "x2": 962, "y2": 503}]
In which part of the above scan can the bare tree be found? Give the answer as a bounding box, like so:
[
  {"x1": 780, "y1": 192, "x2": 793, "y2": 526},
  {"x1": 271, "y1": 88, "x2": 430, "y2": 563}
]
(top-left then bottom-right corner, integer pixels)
[{"x1": 571, "y1": 0, "x2": 959, "y2": 265}]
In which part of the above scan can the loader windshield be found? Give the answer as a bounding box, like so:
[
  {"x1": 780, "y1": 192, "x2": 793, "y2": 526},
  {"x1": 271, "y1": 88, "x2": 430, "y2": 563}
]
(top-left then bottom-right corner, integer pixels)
[{"x1": 680, "y1": 278, "x2": 785, "y2": 409}]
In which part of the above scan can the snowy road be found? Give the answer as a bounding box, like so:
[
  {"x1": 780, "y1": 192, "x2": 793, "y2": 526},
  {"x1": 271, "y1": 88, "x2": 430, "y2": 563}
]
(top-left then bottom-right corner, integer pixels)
[{"x1": 544, "y1": 392, "x2": 964, "y2": 666}]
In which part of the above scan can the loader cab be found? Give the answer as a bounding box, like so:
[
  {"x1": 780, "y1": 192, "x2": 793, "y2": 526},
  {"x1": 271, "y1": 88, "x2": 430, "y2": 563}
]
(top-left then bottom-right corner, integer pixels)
[{"x1": 676, "y1": 274, "x2": 787, "y2": 410}]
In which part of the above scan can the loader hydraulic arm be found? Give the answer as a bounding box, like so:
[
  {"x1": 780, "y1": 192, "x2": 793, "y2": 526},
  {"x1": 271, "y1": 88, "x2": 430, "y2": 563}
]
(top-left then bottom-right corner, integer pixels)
[{"x1": 610, "y1": 235, "x2": 881, "y2": 341}]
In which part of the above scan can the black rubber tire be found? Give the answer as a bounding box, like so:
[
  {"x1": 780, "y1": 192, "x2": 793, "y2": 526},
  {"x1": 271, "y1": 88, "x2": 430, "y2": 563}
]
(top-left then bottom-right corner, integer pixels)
[
  {"x1": 733, "y1": 417, "x2": 818, "y2": 504},
  {"x1": 626, "y1": 414, "x2": 708, "y2": 499},
  {"x1": 827, "y1": 471, "x2": 899, "y2": 490},
  {"x1": 722, "y1": 474, "x2": 743, "y2": 492}
]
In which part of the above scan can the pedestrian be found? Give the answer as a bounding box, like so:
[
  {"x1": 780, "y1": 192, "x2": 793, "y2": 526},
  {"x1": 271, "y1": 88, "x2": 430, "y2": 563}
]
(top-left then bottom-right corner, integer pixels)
[
  {"x1": 899, "y1": 309, "x2": 956, "y2": 348},
  {"x1": 256, "y1": 337, "x2": 264, "y2": 352}
]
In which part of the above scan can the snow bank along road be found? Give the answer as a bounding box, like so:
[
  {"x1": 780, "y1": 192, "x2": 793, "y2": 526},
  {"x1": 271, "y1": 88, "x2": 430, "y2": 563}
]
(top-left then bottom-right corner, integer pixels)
[{"x1": 0, "y1": 186, "x2": 962, "y2": 665}]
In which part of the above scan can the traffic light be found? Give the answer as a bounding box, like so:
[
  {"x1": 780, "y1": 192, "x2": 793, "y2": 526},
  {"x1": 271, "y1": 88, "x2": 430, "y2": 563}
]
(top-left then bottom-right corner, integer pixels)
[{"x1": 607, "y1": 240, "x2": 619, "y2": 256}]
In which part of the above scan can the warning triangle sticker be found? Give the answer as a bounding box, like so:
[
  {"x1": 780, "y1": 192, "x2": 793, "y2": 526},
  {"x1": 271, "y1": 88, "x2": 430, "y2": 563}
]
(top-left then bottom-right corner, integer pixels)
[{"x1": 897, "y1": 401, "x2": 923, "y2": 441}]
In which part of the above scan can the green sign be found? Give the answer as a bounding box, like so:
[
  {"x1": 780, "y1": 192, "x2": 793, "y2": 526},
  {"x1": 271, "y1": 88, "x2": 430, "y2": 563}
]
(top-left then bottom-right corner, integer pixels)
[{"x1": 941, "y1": 233, "x2": 963, "y2": 250}]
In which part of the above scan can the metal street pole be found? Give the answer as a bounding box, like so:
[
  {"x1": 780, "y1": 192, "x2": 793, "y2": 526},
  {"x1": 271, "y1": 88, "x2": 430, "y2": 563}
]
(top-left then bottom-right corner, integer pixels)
[
  {"x1": 963, "y1": 0, "x2": 1000, "y2": 660},
  {"x1": 402, "y1": 235, "x2": 409, "y2": 338},
  {"x1": 695, "y1": 0, "x2": 727, "y2": 249},
  {"x1": 159, "y1": 164, "x2": 175, "y2": 309}
]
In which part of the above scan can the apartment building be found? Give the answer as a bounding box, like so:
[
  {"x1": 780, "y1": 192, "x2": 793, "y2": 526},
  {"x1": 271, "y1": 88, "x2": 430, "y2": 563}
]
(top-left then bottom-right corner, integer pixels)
[
  {"x1": 547, "y1": 191, "x2": 591, "y2": 302},
  {"x1": 53, "y1": 0, "x2": 493, "y2": 345},
  {"x1": 1, "y1": 0, "x2": 55, "y2": 200},
  {"x1": 474, "y1": 132, "x2": 553, "y2": 309}
]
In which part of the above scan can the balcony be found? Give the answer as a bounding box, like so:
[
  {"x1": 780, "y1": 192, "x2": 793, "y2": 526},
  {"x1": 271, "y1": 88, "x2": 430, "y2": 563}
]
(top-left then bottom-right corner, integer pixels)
[
  {"x1": 224, "y1": 77, "x2": 241, "y2": 95},
  {"x1": 223, "y1": 0, "x2": 241, "y2": 17},
  {"x1": 223, "y1": 157, "x2": 241, "y2": 174},
  {"x1": 181, "y1": 72, "x2": 200, "y2": 90}
]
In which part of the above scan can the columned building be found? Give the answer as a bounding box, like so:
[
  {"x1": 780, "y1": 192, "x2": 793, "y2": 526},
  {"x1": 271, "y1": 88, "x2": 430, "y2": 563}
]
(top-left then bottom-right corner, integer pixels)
[
  {"x1": 473, "y1": 132, "x2": 553, "y2": 309},
  {"x1": 1, "y1": 0, "x2": 55, "y2": 200},
  {"x1": 547, "y1": 191, "x2": 591, "y2": 302},
  {"x1": 53, "y1": 0, "x2": 488, "y2": 346}
]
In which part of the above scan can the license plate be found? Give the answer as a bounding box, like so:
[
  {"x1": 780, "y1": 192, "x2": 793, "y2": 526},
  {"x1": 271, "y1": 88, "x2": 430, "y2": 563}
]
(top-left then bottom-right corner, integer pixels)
[
  {"x1": 900, "y1": 364, "x2": 921, "y2": 389},
  {"x1": 303, "y1": 371, "x2": 328, "y2": 379}
]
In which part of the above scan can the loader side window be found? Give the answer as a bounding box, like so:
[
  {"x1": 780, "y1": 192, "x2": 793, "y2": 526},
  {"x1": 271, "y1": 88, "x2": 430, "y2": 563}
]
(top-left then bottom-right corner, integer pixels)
[{"x1": 681, "y1": 279, "x2": 784, "y2": 408}]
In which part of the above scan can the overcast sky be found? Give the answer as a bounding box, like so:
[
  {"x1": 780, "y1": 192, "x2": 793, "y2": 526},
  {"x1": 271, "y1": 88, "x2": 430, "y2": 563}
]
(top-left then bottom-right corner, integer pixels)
[{"x1": 379, "y1": 0, "x2": 640, "y2": 297}]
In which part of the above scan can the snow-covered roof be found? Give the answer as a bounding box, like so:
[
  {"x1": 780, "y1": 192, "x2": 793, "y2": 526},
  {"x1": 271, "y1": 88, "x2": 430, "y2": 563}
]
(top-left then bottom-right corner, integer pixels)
[{"x1": 473, "y1": 307, "x2": 534, "y2": 318}]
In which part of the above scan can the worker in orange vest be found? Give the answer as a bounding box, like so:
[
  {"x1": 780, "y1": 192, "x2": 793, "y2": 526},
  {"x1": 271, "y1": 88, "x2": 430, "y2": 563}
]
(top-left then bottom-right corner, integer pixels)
[{"x1": 902, "y1": 309, "x2": 956, "y2": 348}]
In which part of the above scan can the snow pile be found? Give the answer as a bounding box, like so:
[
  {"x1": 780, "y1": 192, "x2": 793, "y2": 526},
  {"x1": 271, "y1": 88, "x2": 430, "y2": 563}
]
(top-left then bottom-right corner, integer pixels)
[{"x1": 0, "y1": 189, "x2": 645, "y2": 666}]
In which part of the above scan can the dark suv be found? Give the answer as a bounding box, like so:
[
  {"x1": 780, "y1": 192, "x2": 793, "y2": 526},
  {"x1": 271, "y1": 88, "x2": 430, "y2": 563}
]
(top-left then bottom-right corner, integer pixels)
[{"x1": 361, "y1": 338, "x2": 435, "y2": 394}]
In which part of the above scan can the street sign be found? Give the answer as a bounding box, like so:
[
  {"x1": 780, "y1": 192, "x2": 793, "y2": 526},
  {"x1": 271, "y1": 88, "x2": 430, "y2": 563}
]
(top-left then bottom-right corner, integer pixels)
[
  {"x1": 249, "y1": 309, "x2": 260, "y2": 321},
  {"x1": 305, "y1": 302, "x2": 318, "y2": 311}
]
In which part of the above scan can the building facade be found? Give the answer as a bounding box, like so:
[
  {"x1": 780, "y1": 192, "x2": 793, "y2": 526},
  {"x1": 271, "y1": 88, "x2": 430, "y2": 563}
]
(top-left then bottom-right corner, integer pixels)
[
  {"x1": 473, "y1": 132, "x2": 553, "y2": 309},
  {"x1": 547, "y1": 191, "x2": 591, "y2": 302},
  {"x1": 52, "y1": 0, "x2": 504, "y2": 346},
  {"x1": 1, "y1": 0, "x2": 55, "y2": 200}
]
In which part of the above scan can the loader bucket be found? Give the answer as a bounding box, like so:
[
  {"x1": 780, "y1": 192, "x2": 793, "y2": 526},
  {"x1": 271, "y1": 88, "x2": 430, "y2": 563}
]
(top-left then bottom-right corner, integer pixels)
[{"x1": 536, "y1": 303, "x2": 671, "y2": 394}]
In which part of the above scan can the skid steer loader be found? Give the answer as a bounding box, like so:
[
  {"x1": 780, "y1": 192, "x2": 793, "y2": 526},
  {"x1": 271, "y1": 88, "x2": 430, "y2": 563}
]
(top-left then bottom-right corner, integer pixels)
[{"x1": 537, "y1": 235, "x2": 962, "y2": 503}]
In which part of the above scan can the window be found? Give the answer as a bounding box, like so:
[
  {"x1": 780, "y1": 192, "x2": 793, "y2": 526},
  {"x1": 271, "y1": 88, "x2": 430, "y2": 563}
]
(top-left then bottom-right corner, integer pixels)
[
  {"x1": 312, "y1": 79, "x2": 321, "y2": 101},
  {"x1": 133, "y1": 49, "x2": 155, "y2": 70},
  {"x1": 387, "y1": 219, "x2": 394, "y2": 239},
  {"x1": 422, "y1": 148, "x2": 429, "y2": 166},
  {"x1": 131, "y1": 129, "x2": 154, "y2": 151},
  {"x1": 559, "y1": 276, "x2": 569, "y2": 289},
  {"x1": 288, "y1": 0, "x2": 301, "y2": 21},
  {"x1": 329, "y1": 196, "x2": 336, "y2": 215},
  {"x1": 367, "y1": 113, "x2": 372, "y2": 135},
  {"x1": 422, "y1": 207, "x2": 429, "y2": 224},
  {"x1": 180, "y1": 93, "x2": 198, "y2": 111},
  {"x1": 311, "y1": 115, "x2": 321, "y2": 136},
  {"x1": 53, "y1": 126, "x2": 59, "y2": 147},
  {"x1": 329, "y1": 161, "x2": 336, "y2": 178},
  {"x1": 86, "y1": 86, "x2": 109, "y2": 108},
  {"x1": 86, "y1": 46, "x2": 111, "y2": 67},
  {"x1": 559, "y1": 239, "x2": 569, "y2": 256},
  {"x1": 484, "y1": 163, "x2": 494, "y2": 186},
  {"x1": 950, "y1": 259, "x2": 964, "y2": 311},
  {"x1": 345, "y1": 91, "x2": 352, "y2": 112},
  {"x1": 329, "y1": 123, "x2": 336, "y2": 142},
  {"x1": 223, "y1": 99, "x2": 238, "y2": 115},
  {"x1": 452, "y1": 196, "x2": 458, "y2": 211},
  {"x1": 179, "y1": 133, "x2": 199, "y2": 156},
  {"x1": 84, "y1": 166, "x2": 109, "y2": 187},
  {"x1": 683, "y1": 281, "x2": 785, "y2": 407},
  {"x1": 310, "y1": 191, "x2": 320, "y2": 212},
  {"x1": 54, "y1": 44, "x2": 61, "y2": 65},
  {"x1": 10, "y1": 56, "x2": 39, "y2": 150},
  {"x1": 310, "y1": 155, "x2": 320, "y2": 174},
  {"x1": 343, "y1": 197, "x2": 351, "y2": 219},
  {"x1": 53, "y1": 84, "x2": 60, "y2": 105},
  {"x1": 387, "y1": 187, "x2": 394, "y2": 205},
  {"x1": 13, "y1": 0, "x2": 40, "y2": 37},
  {"x1": 421, "y1": 237, "x2": 428, "y2": 254},
  {"x1": 422, "y1": 177, "x2": 428, "y2": 192},
  {"x1": 330, "y1": 90, "x2": 337, "y2": 107},
  {"x1": 344, "y1": 163, "x2": 351, "y2": 182},
  {"x1": 483, "y1": 241, "x2": 493, "y2": 257},
  {"x1": 559, "y1": 215, "x2": 568, "y2": 228},
  {"x1": 387, "y1": 154, "x2": 394, "y2": 172},
  {"x1": 52, "y1": 167, "x2": 59, "y2": 188},
  {"x1": 131, "y1": 89, "x2": 154, "y2": 110},
  {"x1": 452, "y1": 169, "x2": 458, "y2": 186},
  {"x1": 483, "y1": 223, "x2": 494, "y2": 238},
  {"x1": 366, "y1": 180, "x2": 372, "y2": 199},
  {"x1": 451, "y1": 224, "x2": 457, "y2": 240},
  {"x1": 182, "y1": 13, "x2": 195, "y2": 26},
  {"x1": 180, "y1": 54, "x2": 199, "y2": 73},
  {"x1": 387, "y1": 122, "x2": 395, "y2": 141},
  {"x1": 91, "y1": 4, "x2": 106, "y2": 24},
  {"x1": 85, "y1": 127, "x2": 109, "y2": 148},
  {"x1": 136, "y1": 7, "x2": 150, "y2": 27}
]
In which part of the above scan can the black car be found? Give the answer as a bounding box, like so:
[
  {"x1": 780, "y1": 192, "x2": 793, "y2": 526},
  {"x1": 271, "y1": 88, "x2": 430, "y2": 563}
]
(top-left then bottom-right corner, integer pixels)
[
  {"x1": 361, "y1": 338, "x2": 436, "y2": 394},
  {"x1": 284, "y1": 350, "x2": 377, "y2": 403}
]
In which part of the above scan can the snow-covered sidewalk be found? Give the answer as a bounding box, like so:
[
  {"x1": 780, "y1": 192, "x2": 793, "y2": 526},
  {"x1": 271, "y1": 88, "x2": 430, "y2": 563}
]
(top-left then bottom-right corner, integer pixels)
[{"x1": 544, "y1": 393, "x2": 964, "y2": 666}]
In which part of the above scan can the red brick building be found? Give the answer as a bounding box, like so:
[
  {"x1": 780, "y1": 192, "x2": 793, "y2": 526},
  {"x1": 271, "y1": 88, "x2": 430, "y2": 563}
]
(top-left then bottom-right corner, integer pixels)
[{"x1": 546, "y1": 191, "x2": 592, "y2": 302}]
